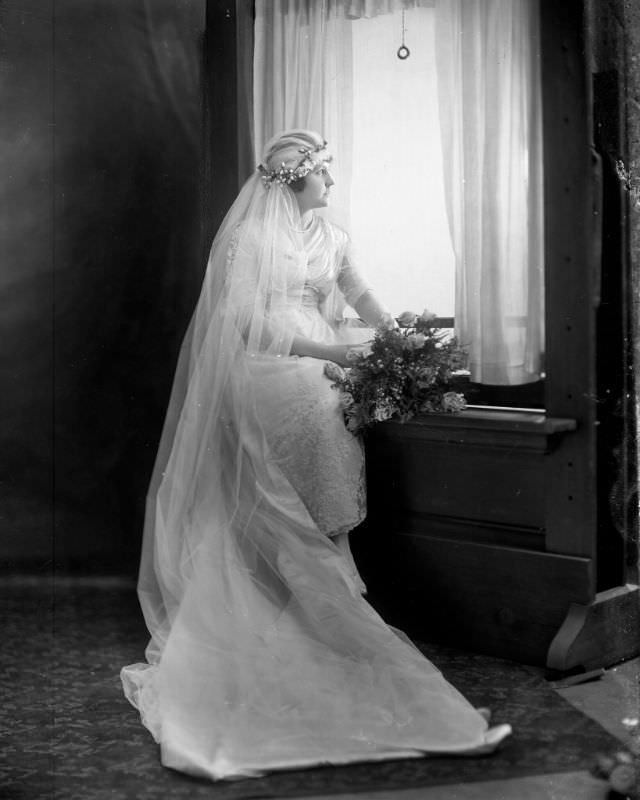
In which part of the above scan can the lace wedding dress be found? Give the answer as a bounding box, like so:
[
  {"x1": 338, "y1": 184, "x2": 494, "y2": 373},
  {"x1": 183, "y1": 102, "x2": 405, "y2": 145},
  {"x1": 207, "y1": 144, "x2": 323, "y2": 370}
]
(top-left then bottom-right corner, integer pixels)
[
  {"x1": 121, "y1": 156, "x2": 510, "y2": 781},
  {"x1": 249, "y1": 216, "x2": 368, "y2": 543}
]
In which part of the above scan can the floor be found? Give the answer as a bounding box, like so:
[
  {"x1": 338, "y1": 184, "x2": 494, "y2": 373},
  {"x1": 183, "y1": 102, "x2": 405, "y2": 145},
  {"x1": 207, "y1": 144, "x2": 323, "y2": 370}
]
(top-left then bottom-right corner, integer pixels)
[
  {"x1": 306, "y1": 658, "x2": 640, "y2": 800},
  {"x1": 2, "y1": 575, "x2": 638, "y2": 800}
]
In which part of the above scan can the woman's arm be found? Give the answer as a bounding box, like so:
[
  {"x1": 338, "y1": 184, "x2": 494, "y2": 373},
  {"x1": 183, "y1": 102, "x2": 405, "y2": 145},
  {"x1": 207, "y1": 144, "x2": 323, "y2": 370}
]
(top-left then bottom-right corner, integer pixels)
[
  {"x1": 336, "y1": 253, "x2": 396, "y2": 330},
  {"x1": 290, "y1": 335, "x2": 352, "y2": 367},
  {"x1": 352, "y1": 290, "x2": 397, "y2": 330},
  {"x1": 289, "y1": 289, "x2": 394, "y2": 366}
]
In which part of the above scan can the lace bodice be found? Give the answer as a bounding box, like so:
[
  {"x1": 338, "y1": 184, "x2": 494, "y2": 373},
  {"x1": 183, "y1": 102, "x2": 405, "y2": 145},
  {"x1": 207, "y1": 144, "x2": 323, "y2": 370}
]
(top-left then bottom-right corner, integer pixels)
[
  {"x1": 284, "y1": 217, "x2": 371, "y2": 342},
  {"x1": 301, "y1": 217, "x2": 370, "y2": 306},
  {"x1": 224, "y1": 215, "x2": 369, "y2": 346}
]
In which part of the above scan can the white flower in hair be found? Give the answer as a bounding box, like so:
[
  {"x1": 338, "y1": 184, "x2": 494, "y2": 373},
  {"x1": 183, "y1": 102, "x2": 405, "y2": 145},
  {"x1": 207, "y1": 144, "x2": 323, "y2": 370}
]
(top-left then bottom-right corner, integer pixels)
[{"x1": 258, "y1": 139, "x2": 331, "y2": 188}]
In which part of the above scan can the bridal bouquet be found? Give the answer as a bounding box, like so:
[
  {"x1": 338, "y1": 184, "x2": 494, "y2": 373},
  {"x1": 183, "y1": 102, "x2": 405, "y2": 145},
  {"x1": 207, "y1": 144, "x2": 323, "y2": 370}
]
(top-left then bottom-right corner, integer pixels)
[{"x1": 326, "y1": 310, "x2": 468, "y2": 434}]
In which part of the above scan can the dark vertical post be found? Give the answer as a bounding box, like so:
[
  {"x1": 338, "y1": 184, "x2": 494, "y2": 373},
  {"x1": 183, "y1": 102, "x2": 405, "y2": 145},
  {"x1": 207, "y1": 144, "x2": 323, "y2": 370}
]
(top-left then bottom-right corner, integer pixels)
[
  {"x1": 236, "y1": 0, "x2": 255, "y2": 185},
  {"x1": 540, "y1": 0, "x2": 599, "y2": 562},
  {"x1": 203, "y1": 1, "x2": 240, "y2": 248}
]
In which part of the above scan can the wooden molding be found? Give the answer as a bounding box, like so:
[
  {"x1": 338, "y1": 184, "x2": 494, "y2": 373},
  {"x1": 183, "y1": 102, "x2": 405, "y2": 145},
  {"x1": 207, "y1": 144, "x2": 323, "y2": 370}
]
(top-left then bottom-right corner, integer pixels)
[
  {"x1": 546, "y1": 584, "x2": 640, "y2": 671},
  {"x1": 369, "y1": 410, "x2": 577, "y2": 454}
]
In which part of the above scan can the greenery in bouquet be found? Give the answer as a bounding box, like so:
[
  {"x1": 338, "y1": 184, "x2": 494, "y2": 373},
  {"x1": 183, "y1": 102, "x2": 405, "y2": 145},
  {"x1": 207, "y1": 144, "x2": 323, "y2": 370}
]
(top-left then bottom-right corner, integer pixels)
[{"x1": 326, "y1": 310, "x2": 468, "y2": 434}]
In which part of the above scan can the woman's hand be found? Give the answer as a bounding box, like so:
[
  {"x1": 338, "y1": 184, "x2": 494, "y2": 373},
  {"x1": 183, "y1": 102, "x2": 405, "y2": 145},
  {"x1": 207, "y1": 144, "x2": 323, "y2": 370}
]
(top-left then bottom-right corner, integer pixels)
[
  {"x1": 291, "y1": 339, "x2": 373, "y2": 367},
  {"x1": 322, "y1": 343, "x2": 354, "y2": 367},
  {"x1": 345, "y1": 341, "x2": 374, "y2": 361},
  {"x1": 291, "y1": 337, "x2": 353, "y2": 366},
  {"x1": 378, "y1": 311, "x2": 399, "y2": 330}
]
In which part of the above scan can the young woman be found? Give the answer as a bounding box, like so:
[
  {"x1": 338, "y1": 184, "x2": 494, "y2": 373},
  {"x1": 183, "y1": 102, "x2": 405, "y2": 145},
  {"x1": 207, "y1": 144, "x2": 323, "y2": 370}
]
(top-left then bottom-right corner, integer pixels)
[{"x1": 121, "y1": 129, "x2": 511, "y2": 780}]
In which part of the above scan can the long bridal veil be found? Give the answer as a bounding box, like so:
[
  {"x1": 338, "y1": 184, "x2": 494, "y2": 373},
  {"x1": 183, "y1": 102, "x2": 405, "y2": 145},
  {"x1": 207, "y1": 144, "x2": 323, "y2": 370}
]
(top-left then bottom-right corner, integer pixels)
[{"x1": 121, "y1": 132, "x2": 508, "y2": 780}]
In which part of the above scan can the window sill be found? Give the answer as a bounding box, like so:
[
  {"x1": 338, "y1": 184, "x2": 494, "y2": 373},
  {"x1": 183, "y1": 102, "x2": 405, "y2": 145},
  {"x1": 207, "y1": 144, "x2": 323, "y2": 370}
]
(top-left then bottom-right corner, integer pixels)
[{"x1": 366, "y1": 408, "x2": 577, "y2": 454}]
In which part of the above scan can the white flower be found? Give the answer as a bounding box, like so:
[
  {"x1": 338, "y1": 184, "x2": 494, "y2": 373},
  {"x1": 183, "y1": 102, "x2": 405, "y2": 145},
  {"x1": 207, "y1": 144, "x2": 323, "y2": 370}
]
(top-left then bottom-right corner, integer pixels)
[
  {"x1": 373, "y1": 404, "x2": 394, "y2": 422},
  {"x1": 371, "y1": 400, "x2": 397, "y2": 423},
  {"x1": 339, "y1": 392, "x2": 355, "y2": 410},
  {"x1": 406, "y1": 333, "x2": 426, "y2": 350},
  {"x1": 420, "y1": 308, "x2": 437, "y2": 323},
  {"x1": 324, "y1": 361, "x2": 346, "y2": 382},
  {"x1": 396, "y1": 310, "x2": 417, "y2": 328},
  {"x1": 609, "y1": 763, "x2": 636, "y2": 794},
  {"x1": 442, "y1": 391, "x2": 467, "y2": 412}
]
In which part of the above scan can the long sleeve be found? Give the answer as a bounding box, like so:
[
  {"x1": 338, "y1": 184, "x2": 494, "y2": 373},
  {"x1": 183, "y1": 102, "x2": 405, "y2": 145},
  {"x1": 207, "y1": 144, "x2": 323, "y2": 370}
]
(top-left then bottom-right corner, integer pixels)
[{"x1": 337, "y1": 251, "x2": 371, "y2": 308}]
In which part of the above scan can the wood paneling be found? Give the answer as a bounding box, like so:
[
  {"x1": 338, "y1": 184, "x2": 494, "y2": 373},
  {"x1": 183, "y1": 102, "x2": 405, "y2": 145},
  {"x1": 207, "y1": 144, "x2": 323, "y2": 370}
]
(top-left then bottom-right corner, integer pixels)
[
  {"x1": 359, "y1": 408, "x2": 601, "y2": 664},
  {"x1": 366, "y1": 412, "x2": 576, "y2": 537},
  {"x1": 356, "y1": 530, "x2": 593, "y2": 666}
]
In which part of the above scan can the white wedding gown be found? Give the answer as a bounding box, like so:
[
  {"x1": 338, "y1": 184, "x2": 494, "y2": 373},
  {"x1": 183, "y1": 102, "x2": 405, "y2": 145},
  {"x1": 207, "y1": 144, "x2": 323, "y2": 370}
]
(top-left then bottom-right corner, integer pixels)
[
  {"x1": 249, "y1": 218, "x2": 369, "y2": 541},
  {"x1": 121, "y1": 215, "x2": 510, "y2": 780}
]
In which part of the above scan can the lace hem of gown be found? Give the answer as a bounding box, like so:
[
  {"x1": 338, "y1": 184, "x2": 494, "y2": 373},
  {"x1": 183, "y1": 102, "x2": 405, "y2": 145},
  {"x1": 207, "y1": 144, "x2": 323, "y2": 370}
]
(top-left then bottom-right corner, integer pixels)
[{"x1": 250, "y1": 354, "x2": 366, "y2": 540}]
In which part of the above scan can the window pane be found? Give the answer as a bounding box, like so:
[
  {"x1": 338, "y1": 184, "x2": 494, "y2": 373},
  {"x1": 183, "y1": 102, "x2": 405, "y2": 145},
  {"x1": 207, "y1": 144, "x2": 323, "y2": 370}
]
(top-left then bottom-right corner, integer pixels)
[{"x1": 350, "y1": 8, "x2": 454, "y2": 317}]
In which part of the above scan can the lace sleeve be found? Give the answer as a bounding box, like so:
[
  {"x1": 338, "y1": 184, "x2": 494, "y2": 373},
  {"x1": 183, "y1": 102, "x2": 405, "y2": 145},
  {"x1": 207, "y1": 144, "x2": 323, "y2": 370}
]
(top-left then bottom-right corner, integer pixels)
[{"x1": 337, "y1": 251, "x2": 371, "y2": 308}]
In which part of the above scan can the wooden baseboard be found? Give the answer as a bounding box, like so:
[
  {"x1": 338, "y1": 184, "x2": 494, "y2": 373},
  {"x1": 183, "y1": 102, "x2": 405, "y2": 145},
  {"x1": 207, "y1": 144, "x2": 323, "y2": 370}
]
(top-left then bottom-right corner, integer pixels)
[{"x1": 546, "y1": 584, "x2": 640, "y2": 671}]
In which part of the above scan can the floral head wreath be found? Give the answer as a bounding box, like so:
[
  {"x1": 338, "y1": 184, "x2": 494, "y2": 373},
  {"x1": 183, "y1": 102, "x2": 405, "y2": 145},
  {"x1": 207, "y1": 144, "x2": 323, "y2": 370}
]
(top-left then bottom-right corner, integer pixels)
[{"x1": 257, "y1": 139, "x2": 331, "y2": 187}]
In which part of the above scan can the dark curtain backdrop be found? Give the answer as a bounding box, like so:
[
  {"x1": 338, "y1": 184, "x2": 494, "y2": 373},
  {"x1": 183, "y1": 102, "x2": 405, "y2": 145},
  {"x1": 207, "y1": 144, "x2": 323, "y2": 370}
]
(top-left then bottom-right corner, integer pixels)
[{"x1": 1, "y1": 0, "x2": 206, "y2": 571}]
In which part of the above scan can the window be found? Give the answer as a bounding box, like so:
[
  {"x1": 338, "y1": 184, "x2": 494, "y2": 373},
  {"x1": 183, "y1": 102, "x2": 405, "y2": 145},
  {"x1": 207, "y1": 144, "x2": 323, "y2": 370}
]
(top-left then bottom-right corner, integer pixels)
[
  {"x1": 252, "y1": 0, "x2": 545, "y2": 392},
  {"x1": 350, "y1": 8, "x2": 455, "y2": 317}
]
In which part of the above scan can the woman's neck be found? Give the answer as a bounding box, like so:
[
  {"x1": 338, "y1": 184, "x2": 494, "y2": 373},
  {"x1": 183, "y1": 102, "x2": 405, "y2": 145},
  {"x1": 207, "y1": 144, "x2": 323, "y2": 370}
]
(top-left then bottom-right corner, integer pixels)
[{"x1": 299, "y1": 210, "x2": 314, "y2": 230}]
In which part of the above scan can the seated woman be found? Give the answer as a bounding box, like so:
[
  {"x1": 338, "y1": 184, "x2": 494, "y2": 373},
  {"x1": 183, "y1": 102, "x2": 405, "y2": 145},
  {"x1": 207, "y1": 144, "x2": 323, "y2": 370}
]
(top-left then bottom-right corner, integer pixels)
[{"x1": 121, "y1": 129, "x2": 511, "y2": 781}]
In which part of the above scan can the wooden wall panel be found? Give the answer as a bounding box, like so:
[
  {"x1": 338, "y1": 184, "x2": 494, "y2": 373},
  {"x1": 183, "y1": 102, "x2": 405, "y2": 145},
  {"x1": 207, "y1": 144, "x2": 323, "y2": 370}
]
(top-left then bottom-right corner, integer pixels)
[
  {"x1": 359, "y1": 409, "x2": 599, "y2": 665},
  {"x1": 366, "y1": 413, "x2": 576, "y2": 543},
  {"x1": 369, "y1": 437, "x2": 547, "y2": 532},
  {"x1": 354, "y1": 524, "x2": 593, "y2": 666}
]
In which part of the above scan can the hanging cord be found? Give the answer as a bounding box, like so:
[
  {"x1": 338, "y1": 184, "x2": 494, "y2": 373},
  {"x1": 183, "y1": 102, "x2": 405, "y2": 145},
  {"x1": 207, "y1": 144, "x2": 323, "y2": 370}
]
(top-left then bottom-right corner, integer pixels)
[{"x1": 397, "y1": 9, "x2": 410, "y2": 60}]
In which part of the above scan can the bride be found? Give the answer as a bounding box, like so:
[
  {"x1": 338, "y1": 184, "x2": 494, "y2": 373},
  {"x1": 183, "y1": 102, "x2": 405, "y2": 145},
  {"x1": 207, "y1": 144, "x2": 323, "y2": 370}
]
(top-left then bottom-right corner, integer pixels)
[{"x1": 121, "y1": 129, "x2": 511, "y2": 780}]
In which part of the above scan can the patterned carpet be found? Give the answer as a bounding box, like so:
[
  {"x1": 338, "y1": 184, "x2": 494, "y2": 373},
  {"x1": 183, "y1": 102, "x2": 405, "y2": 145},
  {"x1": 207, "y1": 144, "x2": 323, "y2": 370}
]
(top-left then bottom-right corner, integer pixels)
[{"x1": 0, "y1": 578, "x2": 620, "y2": 800}]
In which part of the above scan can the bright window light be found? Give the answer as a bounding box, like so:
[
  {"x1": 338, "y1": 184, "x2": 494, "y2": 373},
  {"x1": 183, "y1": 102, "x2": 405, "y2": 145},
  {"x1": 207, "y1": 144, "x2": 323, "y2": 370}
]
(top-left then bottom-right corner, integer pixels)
[{"x1": 350, "y1": 7, "x2": 454, "y2": 317}]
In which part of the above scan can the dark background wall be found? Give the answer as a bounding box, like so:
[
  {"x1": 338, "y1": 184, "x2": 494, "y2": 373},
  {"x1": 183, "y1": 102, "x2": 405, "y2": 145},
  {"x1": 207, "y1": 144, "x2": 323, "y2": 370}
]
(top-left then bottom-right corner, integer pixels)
[{"x1": 1, "y1": 0, "x2": 206, "y2": 572}]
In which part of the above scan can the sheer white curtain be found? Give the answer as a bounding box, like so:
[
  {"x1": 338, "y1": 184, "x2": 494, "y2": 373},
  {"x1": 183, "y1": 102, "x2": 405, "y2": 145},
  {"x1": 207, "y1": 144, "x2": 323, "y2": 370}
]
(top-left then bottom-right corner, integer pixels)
[
  {"x1": 435, "y1": 0, "x2": 544, "y2": 385},
  {"x1": 253, "y1": 1, "x2": 354, "y2": 227},
  {"x1": 345, "y1": 0, "x2": 433, "y2": 16},
  {"x1": 253, "y1": 0, "x2": 434, "y2": 229},
  {"x1": 254, "y1": 0, "x2": 544, "y2": 385}
]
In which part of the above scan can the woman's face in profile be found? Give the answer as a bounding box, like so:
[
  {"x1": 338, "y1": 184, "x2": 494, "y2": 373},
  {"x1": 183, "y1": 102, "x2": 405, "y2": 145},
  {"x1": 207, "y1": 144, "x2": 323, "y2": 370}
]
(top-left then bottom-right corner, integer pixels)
[{"x1": 296, "y1": 162, "x2": 335, "y2": 213}]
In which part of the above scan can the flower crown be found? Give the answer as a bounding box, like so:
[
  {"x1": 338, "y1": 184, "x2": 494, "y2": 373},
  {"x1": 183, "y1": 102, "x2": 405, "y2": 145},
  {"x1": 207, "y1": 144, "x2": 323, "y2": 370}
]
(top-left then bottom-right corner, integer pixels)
[{"x1": 258, "y1": 140, "x2": 331, "y2": 187}]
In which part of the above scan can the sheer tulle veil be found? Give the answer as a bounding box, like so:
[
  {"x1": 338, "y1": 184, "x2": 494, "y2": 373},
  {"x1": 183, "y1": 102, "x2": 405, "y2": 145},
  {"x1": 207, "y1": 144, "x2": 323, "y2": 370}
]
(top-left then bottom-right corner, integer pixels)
[
  {"x1": 132, "y1": 132, "x2": 331, "y2": 667},
  {"x1": 121, "y1": 129, "x2": 509, "y2": 780}
]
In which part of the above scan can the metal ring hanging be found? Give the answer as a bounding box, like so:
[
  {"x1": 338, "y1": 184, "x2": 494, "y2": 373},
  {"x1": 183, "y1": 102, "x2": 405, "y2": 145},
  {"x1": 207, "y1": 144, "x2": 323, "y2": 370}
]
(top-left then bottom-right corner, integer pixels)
[{"x1": 397, "y1": 9, "x2": 410, "y2": 60}]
